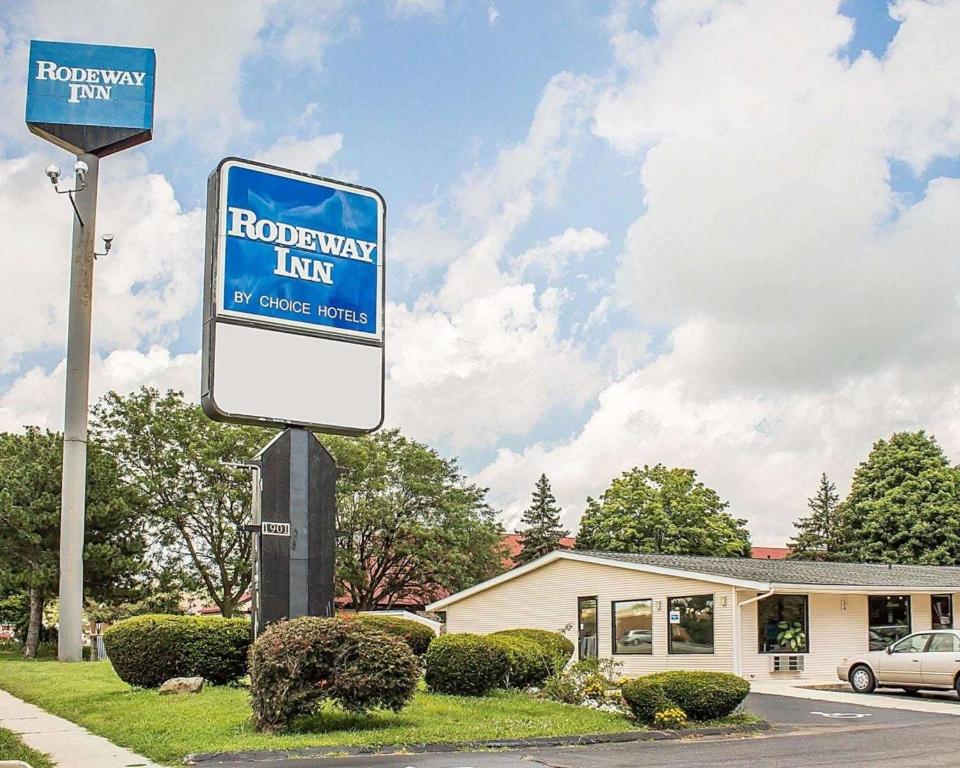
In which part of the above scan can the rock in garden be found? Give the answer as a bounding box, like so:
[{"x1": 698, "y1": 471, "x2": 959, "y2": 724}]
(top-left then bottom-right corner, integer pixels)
[{"x1": 159, "y1": 676, "x2": 205, "y2": 695}]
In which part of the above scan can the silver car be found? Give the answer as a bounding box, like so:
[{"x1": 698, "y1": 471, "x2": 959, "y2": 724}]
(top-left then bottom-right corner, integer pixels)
[{"x1": 837, "y1": 629, "x2": 960, "y2": 695}]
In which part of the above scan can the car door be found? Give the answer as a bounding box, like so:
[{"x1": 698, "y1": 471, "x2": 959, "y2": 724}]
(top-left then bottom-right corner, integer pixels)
[
  {"x1": 921, "y1": 632, "x2": 960, "y2": 688},
  {"x1": 877, "y1": 633, "x2": 932, "y2": 685}
]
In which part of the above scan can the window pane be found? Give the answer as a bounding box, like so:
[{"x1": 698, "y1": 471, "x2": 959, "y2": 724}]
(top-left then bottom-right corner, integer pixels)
[
  {"x1": 578, "y1": 597, "x2": 598, "y2": 660},
  {"x1": 928, "y1": 633, "x2": 960, "y2": 653},
  {"x1": 868, "y1": 595, "x2": 911, "y2": 651},
  {"x1": 613, "y1": 599, "x2": 653, "y2": 654},
  {"x1": 892, "y1": 634, "x2": 929, "y2": 654},
  {"x1": 932, "y1": 595, "x2": 953, "y2": 630},
  {"x1": 669, "y1": 595, "x2": 714, "y2": 654},
  {"x1": 757, "y1": 594, "x2": 809, "y2": 653}
]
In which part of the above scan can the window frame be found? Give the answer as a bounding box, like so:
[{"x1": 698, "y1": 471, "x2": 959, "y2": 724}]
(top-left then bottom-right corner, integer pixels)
[
  {"x1": 667, "y1": 593, "x2": 715, "y2": 655},
  {"x1": 932, "y1": 594, "x2": 953, "y2": 630},
  {"x1": 757, "y1": 593, "x2": 810, "y2": 655},
  {"x1": 611, "y1": 598, "x2": 654, "y2": 656},
  {"x1": 867, "y1": 594, "x2": 912, "y2": 651},
  {"x1": 577, "y1": 595, "x2": 598, "y2": 661}
]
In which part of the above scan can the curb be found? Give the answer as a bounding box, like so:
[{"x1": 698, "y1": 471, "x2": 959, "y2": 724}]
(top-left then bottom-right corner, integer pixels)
[{"x1": 185, "y1": 721, "x2": 770, "y2": 764}]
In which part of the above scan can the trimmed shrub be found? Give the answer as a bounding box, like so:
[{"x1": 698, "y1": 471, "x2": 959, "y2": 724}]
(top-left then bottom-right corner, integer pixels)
[
  {"x1": 250, "y1": 616, "x2": 419, "y2": 731},
  {"x1": 485, "y1": 634, "x2": 548, "y2": 688},
  {"x1": 620, "y1": 677, "x2": 674, "y2": 723},
  {"x1": 104, "y1": 614, "x2": 250, "y2": 688},
  {"x1": 423, "y1": 633, "x2": 509, "y2": 696},
  {"x1": 489, "y1": 628, "x2": 573, "y2": 669},
  {"x1": 353, "y1": 615, "x2": 435, "y2": 656},
  {"x1": 644, "y1": 671, "x2": 749, "y2": 720}
]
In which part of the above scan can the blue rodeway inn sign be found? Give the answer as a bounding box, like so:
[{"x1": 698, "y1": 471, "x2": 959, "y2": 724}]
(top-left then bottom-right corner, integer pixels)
[
  {"x1": 202, "y1": 158, "x2": 386, "y2": 434},
  {"x1": 25, "y1": 40, "x2": 155, "y2": 156}
]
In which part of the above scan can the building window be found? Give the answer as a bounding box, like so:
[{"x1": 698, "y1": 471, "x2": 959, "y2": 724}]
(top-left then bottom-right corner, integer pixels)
[
  {"x1": 868, "y1": 595, "x2": 911, "y2": 650},
  {"x1": 932, "y1": 595, "x2": 953, "y2": 630},
  {"x1": 758, "y1": 594, "x2": 809, "y2": 653},
  {"x1": 668, "y1": 594, "x2": 714, "y2": 654},
  {"x1": 578, "y1": 596, "x2": 598, "y2": 660},
  {"x1": 612, "y1": 599, "x2": 653, "y2": 654}
]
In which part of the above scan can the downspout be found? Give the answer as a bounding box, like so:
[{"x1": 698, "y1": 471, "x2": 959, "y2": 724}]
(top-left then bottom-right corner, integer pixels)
[{"x1": 734, "y1": 587, "x2": 776, "y2": 677}]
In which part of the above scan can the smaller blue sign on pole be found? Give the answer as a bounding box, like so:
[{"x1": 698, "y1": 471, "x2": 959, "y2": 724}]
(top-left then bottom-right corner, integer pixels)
[
  {"x1": 202, "y1": 158, "x2": 386, "y2": 434},
  {"x1": 25, "y1": 40, "x2": 155, "y2": 156}
]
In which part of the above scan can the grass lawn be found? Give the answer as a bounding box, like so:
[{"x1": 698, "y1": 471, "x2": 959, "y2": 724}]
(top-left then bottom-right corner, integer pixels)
[
  {"x1": 0, "y1": 726, "x2": 55, "y2": 768},
  {"x1": 0, "y1": 659, "x2": 640, "y2": 765}
]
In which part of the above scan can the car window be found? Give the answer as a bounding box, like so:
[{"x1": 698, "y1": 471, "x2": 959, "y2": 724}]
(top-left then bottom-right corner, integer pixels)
[
  {"x1": 927, "y1": 633, "x2": 960, "y2": 653},
  {"x1": 891, "y1": 634, "x2": 930, "y2": 653}
]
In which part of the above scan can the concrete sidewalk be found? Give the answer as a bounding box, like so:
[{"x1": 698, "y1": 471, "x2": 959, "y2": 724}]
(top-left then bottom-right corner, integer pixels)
[
  {"x1": 0, "y1": 688, "x2": 159, "y2": 768},
  {"x1": 750, "y1": 677, "x2": 960, "y2": 717}
]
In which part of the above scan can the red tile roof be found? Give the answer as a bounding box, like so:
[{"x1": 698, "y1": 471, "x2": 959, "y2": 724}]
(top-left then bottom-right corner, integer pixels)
[{"x1": 751, "y1": 546, "x2": 791, "y2": 560}]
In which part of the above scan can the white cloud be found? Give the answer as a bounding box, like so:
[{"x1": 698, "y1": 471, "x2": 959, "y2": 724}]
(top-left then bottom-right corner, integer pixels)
[
  {"x1": 0, "y1": 347, "x2": 200, "y2": 431},
  {"x1": 488, "y1": 6, "x2": 500, "y2": 25},
  {"x1": 0, "y1": 150, "x2": 204, "y2": 372},
  {"x1": 513, "y1": 226, "x2": 609, "y2": 280},
  {"x1": 386, "y1": 73, "x2": 605, "y2": 448},
  {"x1": 475, "y1": 0, "x2": 960, "y2": 544},
  {"x1": 259, "y1": 132, "x2": 343, "y2": 173}
]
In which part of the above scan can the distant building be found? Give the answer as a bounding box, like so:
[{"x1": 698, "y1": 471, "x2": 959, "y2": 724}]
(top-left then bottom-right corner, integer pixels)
[
  {"x1": 500, "y1": 532, "x2": 577, "y2": 570},
  {"x1": 751, "y1": 546, "x2": 791, "y2": 560}
]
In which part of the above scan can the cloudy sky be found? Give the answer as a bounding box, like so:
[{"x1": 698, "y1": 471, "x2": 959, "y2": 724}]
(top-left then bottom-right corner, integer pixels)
[{"x1": 2, "y1": 0, "x2": 960, "y2": 546}]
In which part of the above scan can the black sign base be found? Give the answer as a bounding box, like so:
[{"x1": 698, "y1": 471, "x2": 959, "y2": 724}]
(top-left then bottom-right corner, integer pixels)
[{"x1": 255, "y1": 428, "x2": 336, "y2": 637}]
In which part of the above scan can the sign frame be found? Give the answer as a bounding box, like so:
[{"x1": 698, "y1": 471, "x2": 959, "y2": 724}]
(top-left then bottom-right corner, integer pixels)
[{"x1": 202, "y1": 156, "x2": 386, "y2": 435}]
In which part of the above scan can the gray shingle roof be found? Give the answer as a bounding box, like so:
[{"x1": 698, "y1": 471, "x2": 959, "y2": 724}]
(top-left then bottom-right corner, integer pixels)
[{"x1": 576, "y1": 551, "x2": 960, "y2": 589}]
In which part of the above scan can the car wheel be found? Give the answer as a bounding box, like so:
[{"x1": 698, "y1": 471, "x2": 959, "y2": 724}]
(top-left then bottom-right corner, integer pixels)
[
  {"x1": 954, "y1": 675, "x2": 960, "y2": 699},
  {"x1": 850, "y1": 665, "x2": 876, "y2": 693}
]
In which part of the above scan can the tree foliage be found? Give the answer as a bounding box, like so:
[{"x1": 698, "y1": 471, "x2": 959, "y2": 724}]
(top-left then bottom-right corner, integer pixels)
[
  {"x1": 839, "y1": 431, "x2": 960, "y2": 564},
  {"x1": 575, "y1": 464, "x2": 750, "y2": 557},
  {"x1": 516, "y1": 473, "x2": 569, "y2": 565},
  {"x1": 92, "y1": 388, "x2": 268, "y2": 617},
  {"x1": 788, "y1": 473, "x2": 845, "y2": 561},
  {"x1": 0, "y1": 428, "x2": 146, "y2": 656},
  {"x1": 323, "y1": 429, "x2": 504, "y2": 610}
]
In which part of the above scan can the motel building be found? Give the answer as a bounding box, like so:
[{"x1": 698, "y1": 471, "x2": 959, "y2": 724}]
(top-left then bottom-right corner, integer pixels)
[{"x1": 427, "y1": 550, "x2": 960, "y2": 681}]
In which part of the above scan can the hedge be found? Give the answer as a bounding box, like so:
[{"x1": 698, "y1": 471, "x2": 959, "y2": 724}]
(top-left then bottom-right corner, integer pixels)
[
  {"x1": 423, "y1": 633, "x2": 509, "y2": 696},
  {"x1": 489, "y1": 628, "x2": 573, "y2": 666},
  {"x1": 103, "y1": 614, "x2": 250, "y2": 688},
  {"x1": 250, "y1": 616, "x2": 419, "y2": 730},
  {"x1": 624, "y1": 671, "x2": 750, "y2": 721},
  {"x1": 485, "y1": 634, "x2": 548, "y2": 688},
  {"x1": 353, "y1": 615, "x2": 435, "y2": 656},
  {"x1": 620, "y1": 677, "x2": 674, "y2": 723}
]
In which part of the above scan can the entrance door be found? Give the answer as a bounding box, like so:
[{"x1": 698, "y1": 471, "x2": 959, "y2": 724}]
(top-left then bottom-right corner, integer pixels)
[
  {"x1": 932, "y1": 595, "x2": 953, "y2": 630},
  {"x1": 877, "y1": 633, "x2": 932, "y2": 685},
  {"x1": 578, "y1": 596, "x2": 598, "y2": 660}
]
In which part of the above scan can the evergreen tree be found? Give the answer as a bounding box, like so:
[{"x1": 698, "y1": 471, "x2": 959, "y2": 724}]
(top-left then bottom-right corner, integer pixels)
[
  {"x1": 516, "y1": 474, "x2": 569, "y2": 565},
  {"x1": 576, "y1": 464, "x2": 751, "y2": 557},
  {"x1": 788, "y1": 473, "x2": 844, "y2": 561},
  {"x1": 839, "y1": 431, "x2": 960, "y2": 564}
]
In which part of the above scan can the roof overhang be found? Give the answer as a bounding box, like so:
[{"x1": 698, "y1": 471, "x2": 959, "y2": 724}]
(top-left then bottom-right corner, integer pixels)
[
  {"x1": 426, "y1": 550, "x2": 770, "y2": 611},
  {"x1": 767, "y1": 583, "x2": 960, "y2": 595}
]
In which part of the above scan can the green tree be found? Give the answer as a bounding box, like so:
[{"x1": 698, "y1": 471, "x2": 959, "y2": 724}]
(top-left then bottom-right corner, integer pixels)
[
  {"x1": 323, "y1": 429, "x2": 505, "y2": 610},
  {"x1": 516, "y1": 474, "x2": 569, "y2": 565},
  {"x1": 576, "y1": 464, "x2": 751, "y2": 557},
  {"x1": 788, "y1": 473, "x2": 845, "y2": 561},
  {"x1": 0, "y1": 428, "x2": 146, "y2": 657},
  {"x1": 92, "y1": 388, "x2": 269, "y2": 617},
  {"x1": 839, "y1": 431, "x2": 960, "y2": 564}
]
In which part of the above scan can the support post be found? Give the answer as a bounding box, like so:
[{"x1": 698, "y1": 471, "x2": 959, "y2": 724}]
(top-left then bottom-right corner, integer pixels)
[
  {"x1": 58, "y1": 153, "x2": 99, "y2": 663},
  {"x1": 255, "y1": 428, "x2": 336, "y2": 637}
]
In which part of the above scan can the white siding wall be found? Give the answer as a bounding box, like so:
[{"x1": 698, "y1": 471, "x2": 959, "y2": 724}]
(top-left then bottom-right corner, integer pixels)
[{"x1": 445, "y1": 558, "x2": 739, "y2": 676}]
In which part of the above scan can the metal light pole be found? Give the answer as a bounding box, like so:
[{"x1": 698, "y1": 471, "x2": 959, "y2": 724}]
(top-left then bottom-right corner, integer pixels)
[{"x1": 58, "y1": 153, "x2": 99, "y2": 662}]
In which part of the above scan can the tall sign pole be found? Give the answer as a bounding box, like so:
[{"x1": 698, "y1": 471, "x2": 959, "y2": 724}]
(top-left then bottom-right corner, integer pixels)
[
  {"x1": 203, "y1": 157, "x2": 385, "y2": 635},
  {"x1": 25, "y1": 40, "x2": 156, "y2": 661},
  {"x1": 58, "y1": 152, "x2": 99, "y2": 662}
]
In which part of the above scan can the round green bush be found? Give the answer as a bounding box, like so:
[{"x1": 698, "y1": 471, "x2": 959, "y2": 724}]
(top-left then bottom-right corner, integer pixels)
[
  {"x1": 103, "y1": 614, "x2": 250, "y2": 688},
  {"x1": 250, "y1": 616, "x2": 419, "y2": 731},
  {"x1": 644, "y1": 671, "x2": 750, "y2": 720},
  {"x1": 485, "y1": 634, "x2": 548, "y2": 688},
  {"x1": 423, "y1": 633, "x2": 509, "y2": 696},
  {"x1": 620, "y1": 677, "x2": 674, "y2": 723},
  {"x1": 353, "y1": 615, "x2": 435, "y2": 656},
  {"x1": 489, "y1": 628, "x2": 573, "y2": 668}
]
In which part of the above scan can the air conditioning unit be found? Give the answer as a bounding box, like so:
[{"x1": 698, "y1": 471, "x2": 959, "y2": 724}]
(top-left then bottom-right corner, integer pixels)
[{"x1": 771, "y1": 654, "x2": 804, "y2": 672}]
